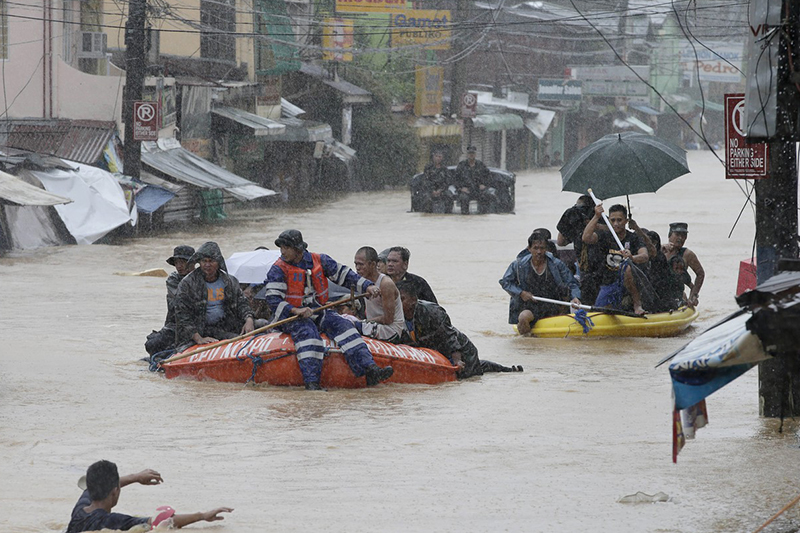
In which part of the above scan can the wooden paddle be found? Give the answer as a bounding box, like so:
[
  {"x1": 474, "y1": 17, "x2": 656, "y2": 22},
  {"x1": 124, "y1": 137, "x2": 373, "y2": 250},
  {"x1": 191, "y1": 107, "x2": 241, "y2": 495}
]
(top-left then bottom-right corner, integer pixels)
[
  {"x1": 159, "y1": 293, "x2": 370, "y2": 366},
  {"x1": 530, "y1": 294, "x2": 645, "y2": 319}
]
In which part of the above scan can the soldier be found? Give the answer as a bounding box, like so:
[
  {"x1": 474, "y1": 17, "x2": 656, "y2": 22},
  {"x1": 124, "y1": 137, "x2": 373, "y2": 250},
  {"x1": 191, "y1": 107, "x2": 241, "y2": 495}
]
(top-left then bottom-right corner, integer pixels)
[
  {"x1": 454, "y1": 146, "x2": 497, "y2": 214},
  {"x1": 419, "y1": 150, "x2": 455, "y2": 213},
  {"x1": 398, "y1": 282, "x2": 522, "y2": 378},
  {"x1": 264, "y1": 229, "x2": 394, "y2": 390},
  {"x1": 145, "y1": 245, "x2": 195, "y2": 356}
]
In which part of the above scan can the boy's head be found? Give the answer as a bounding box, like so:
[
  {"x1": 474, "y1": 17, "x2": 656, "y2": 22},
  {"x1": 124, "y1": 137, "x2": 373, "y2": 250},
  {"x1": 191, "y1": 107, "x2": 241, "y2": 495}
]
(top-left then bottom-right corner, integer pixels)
[{"x1": 86, "y1": 460, "x2": 120, "y2": 503}]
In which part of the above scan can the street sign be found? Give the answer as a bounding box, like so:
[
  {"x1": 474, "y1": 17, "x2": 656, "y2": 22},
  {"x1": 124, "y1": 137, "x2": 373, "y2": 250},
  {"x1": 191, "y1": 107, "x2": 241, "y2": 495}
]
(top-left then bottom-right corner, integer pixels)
[
  {"x1": 538, "y1": 79, "x2": 582, "y2": 101},
  {"x1": 724, "y1": 93, "x2": 768, "y2": 179},
  {"x1": 460, "y1": 92, "x2": 477, "y2": 118},
  {"x1": 133, "y1": 101, "x2": 159, "y2": 141},
  {"x1": 414, "y1": 66, "x2": 443, "y2": 117}
]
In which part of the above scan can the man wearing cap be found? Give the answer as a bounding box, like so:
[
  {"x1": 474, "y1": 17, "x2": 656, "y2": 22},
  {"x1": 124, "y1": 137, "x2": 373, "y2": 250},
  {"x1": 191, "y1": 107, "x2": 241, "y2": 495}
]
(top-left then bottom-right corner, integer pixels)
[
  {"x1": 175, "y1": 241, "x2": 254, "y2": 347},
  {"x1": 144, "y1": 245, "x2": 195, "y2": 356},
  {"x1": 265, "y1": 230, "x2": 394, "y2": 390},
  {"x1": 67, "y1": 460, "x2": 232, "y2": 532},
  {"x1": 663, "y1": 222, "x2": 704, "y2": 307},
  {"x1": 454, "y1": 146, "x2": 497, "y2": 214},
  {"x1": 419, "y1": 150, "x2": 455, "y2": 213}
]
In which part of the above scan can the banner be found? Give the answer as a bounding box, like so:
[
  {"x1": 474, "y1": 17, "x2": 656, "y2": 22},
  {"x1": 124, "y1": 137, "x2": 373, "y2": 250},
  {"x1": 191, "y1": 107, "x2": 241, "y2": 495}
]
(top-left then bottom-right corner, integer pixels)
[
  {"x1": 390, "y1": 10, "x2": 451, "y2": 50},
  {"x1": 336, "y1": 0, "x2": 407, "y2": 13},
  {"x1": 414, "y1": 66, "x2": 443, "y2": 117}
]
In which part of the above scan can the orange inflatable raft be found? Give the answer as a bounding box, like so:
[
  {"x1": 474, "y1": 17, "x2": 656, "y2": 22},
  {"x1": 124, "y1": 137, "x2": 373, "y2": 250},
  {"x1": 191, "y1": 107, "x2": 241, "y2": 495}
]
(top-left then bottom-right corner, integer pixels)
[{"x1": 162, "y1": 332, "x2": 458, "y2": 388}]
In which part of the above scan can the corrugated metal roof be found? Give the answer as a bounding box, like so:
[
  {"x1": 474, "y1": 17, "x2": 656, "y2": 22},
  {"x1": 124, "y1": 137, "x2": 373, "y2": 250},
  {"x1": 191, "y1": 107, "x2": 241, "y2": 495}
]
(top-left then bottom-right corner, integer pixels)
[
  {"x1": 3, "y1": 119, "x2": 116, "y2": 165},
  {"x1": 0, "y1": 169, "x2": 73, "y2": 206},
  {"x1": 299, "y1": 63, "x2": 372, "y2": 104},
  {"x1": 211, "y1": 107, "x2": 287, "y2": 136},
  {"x1": 141, "y1": 139, "x2": 276, "y2": 202}
]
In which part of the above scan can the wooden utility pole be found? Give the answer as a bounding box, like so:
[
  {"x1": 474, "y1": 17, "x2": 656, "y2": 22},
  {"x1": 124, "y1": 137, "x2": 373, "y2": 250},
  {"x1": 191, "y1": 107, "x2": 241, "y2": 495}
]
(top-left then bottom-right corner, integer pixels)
[
  {"x1": 756, "y1": 0, "x2": 800, "y2": 417},
  {"x1": 122, "y1": 0, "x2": 147, "y2": 179},
  {"x1": 449, "y1": 0, "x2": 468, "y2": 118}
]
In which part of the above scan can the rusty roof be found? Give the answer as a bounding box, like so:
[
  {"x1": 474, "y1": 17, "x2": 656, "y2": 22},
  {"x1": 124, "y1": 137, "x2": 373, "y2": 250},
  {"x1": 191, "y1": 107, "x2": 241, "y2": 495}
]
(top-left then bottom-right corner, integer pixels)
[{"x1": 2, "y1": 119, "x2": 116, "y2": 165}]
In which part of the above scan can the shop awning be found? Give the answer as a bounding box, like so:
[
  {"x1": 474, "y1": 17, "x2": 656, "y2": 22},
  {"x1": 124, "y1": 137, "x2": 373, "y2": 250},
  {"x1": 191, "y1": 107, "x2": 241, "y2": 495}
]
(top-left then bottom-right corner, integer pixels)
[
  {"x1": 613, "y1": 116, "x2": 655, "y2": 135},
  {"x1": 211, "y1": 107, "x2": 287, "y2": 137},
  {"x1": 472, "y1": 114, "x2": 525, "y2": 132},
  {"x1": 411, "y1": 117, "x2": 463, "y2": 138},
  {"x1": 631, "y1": 104, "x2": 661, "y2": 116},
  {"x1": 1, "y1": 119, "x2": 116, "y2": 165},
  {"x1": 134, "y1": 185, "x2": 176, "y2": 214},
  {"x1": 299, "y1": 63, "x2": 372, "y2": 105},
  {"x1": 524, "y1": 107, "x2": 557, "y2": 139},
  {"x1": 141, "y1": 139, "x2": 276, "y2": 202},
  {"x1": 281, "y1": 98, "x2": 305, "y2": 118},
  {"x1": 268, "y1": 117, "x2": 333, "y2": 142},
  {"x1": 0, "y1": 169, "x2": 73, "y2": 206}
]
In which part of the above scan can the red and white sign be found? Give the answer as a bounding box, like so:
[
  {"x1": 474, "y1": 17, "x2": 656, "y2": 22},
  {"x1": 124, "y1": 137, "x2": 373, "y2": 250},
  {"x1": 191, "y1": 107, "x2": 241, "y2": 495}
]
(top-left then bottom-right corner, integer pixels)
[
  {"x1": 725, "y1": 93, "x2": 768, "y2": 179},
  {"x1": 133, "y1": 101, "x2": 159, "y2": 141},
  {"x1": 461, "y1": 92, "x2": 477, "y2": 119}
]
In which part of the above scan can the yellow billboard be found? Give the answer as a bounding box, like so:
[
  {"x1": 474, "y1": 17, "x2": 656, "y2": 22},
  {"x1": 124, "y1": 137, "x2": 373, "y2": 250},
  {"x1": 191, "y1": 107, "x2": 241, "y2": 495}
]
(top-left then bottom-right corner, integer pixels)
[
  {"x1": 322, "y1": 18, "x2": 354, "y2": 62},
  {"x1": 390, "y1": 10, "x2": 451, "y2": 50},
  {"x1": 336, "y1": 0, "x2": 408, "y2": 14},
  {"x1": 414, "y1": 66, "x2": 443, "y2": 117}
]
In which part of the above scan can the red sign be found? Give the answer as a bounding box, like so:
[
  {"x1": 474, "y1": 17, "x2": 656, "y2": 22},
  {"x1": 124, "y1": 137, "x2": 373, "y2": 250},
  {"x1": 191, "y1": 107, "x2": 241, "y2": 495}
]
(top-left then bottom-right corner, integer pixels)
[
  {"x1": 133, "y1": 101, "x2": 159, "y2": 141},
  {"x1": 461, "y1": 92, "x2": 477, "y2": 119},
  {"x1": 725, "y1": 93, "x2": 768, "y2": 179}
]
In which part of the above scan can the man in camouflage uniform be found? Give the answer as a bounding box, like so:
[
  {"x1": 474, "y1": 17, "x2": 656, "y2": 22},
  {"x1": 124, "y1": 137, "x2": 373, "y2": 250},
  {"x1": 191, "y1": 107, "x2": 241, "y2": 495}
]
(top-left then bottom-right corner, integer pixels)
[
  {"x1": 419, "y1": 151, "x2": 455, "y2": 213},
  {"x1": 397, "y1": 282, "x2": 522, "y2": 378},
  {"x1": 175, "y1": 241, "x2": 254, "y2": 347},
  {"x1": 145, "y1": 244, "x2": 195, "y2": 355}
]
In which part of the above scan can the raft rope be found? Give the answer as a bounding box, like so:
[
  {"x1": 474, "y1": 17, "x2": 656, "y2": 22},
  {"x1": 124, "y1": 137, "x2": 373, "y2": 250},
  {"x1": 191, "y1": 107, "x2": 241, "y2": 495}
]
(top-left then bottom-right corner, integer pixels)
[
  {"x1": 233, "y1": 336, "x2": 337, "y2": 384},
  {"x1": 572, "y1": 309, "x2": 595, "y2": 334},
  {"x1": 149, "y1": 349, "x2": 177, "y2": 372}
]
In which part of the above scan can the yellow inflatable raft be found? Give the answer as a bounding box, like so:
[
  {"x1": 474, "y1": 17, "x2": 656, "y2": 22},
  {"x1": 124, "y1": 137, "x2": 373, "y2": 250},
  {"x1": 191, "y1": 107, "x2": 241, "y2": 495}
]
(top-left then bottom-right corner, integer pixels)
[{"x1": 528, "y1": 306, "x2": 699, "y2": 338}]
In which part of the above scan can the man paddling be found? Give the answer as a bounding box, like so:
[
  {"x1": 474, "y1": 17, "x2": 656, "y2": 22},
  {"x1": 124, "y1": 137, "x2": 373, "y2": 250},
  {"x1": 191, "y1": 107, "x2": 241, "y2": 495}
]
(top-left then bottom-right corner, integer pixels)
[
  {"x1": 67, "y1": 460, "x2": 231, "y2": 532},
  {"x1": 500, "y1": 231, "x2": 581, "y2": 335},
  {"x1": 264, "y1": 229, "x2": 393, "y2": 390},
  {"x1": 582, "y1": 203, "x2": 649, "y2": 315}
]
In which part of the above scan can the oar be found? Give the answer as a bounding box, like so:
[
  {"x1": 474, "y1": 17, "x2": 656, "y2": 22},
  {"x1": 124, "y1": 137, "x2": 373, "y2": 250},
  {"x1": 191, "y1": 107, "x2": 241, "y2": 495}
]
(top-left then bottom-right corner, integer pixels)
[
  {"x1": 530, "y1": 294, "x2": 645, "y2": 319},
  {"x1": 588, "y1": 188, "x2": 625, "y2": 250},
  {"x1": 159, "y1": 293, "x2": 370, "y2": 366}
]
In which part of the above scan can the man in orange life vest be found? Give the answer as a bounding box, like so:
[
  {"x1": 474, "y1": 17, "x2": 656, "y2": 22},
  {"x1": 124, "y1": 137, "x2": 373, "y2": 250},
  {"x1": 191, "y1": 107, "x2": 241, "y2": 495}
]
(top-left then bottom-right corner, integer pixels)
[{"x1": 264, "y1": 229, "x2": 394, "y2": 390}]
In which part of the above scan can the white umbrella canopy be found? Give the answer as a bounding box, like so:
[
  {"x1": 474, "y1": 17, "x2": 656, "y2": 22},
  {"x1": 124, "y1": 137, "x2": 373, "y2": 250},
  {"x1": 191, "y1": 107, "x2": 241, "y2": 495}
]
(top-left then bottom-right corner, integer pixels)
[{"x1": 225, "y1": 249, "x2": 281, "y2": 284}]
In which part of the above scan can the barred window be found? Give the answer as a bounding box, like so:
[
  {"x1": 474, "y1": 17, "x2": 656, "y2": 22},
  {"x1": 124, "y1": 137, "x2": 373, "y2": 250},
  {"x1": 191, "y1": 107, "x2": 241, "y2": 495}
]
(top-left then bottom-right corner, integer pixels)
[{"x1": 0, "y1": 0, "x2": 7, "y2": 60}]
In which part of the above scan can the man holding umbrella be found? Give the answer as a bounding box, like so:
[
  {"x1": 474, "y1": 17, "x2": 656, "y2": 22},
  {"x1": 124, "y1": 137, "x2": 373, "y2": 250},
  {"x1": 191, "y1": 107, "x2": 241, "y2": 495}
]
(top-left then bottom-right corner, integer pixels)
[
  {"x1": 582, "y1": 203, "x2": 649, "y2": 315},
  {"x1": 264, "y1": 230, "x2": 394, "y2": 390}
]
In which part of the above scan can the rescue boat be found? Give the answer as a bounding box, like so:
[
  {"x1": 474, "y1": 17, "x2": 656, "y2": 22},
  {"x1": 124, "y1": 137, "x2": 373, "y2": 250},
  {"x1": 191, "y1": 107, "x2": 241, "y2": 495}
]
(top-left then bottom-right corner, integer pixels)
[
  {"x1": 527, "y1": 306, "x2": 699, "y2": 338},
  {"x1": 162, "y1": 332, "x2": 457, "y2": 388}
]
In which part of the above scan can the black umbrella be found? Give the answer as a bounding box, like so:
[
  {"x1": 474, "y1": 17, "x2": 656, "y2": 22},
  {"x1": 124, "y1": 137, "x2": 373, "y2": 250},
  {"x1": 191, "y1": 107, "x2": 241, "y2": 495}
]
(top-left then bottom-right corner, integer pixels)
[{"x1": 560, "y1": 132, "x2": 690, "y2": 201}]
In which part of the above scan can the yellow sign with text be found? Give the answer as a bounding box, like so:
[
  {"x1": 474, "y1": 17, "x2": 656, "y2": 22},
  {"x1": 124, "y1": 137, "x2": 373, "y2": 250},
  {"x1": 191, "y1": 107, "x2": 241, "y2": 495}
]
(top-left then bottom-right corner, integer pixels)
[
  {"x1": 391, "y1": 10, "x2": 451, "y2": 50},
  {"x1": 336, "y1": 0, "x2": 407, "y2": 14},
  {"x1": 414, "y1": 66, "x2": 443, "y2": 117}
]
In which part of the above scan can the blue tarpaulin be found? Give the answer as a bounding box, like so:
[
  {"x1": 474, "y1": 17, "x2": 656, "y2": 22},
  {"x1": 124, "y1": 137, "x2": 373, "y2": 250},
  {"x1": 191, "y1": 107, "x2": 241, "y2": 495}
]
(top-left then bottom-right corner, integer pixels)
[{"x1": 135, "y1": 185, "x2": 175, "y2": 214}]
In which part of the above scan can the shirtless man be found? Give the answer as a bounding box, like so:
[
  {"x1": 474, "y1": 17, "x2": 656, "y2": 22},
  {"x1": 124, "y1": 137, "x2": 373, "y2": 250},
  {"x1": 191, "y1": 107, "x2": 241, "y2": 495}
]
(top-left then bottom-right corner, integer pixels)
[
  {"x1": 662, "y1": 222, "x2": 704, "y2": 307},
  {"x1": 582, "y1": 203, "x2": 649, "y2": 315},
  {"x1": 353, "y1": 246, "x2": 405, "y2": 342}
]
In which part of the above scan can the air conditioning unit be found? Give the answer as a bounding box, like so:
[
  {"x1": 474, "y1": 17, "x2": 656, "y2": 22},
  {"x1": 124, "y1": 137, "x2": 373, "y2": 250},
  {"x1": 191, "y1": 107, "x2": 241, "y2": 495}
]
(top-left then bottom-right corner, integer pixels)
[{"x1": 77, "y1": 31, "x2": 107, "y2": 59}]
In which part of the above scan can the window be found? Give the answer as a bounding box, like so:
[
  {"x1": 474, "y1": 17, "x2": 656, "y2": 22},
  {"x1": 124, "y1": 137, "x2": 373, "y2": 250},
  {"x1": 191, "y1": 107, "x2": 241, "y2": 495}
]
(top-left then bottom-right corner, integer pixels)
[
  {"x1": 200, "y1": 0, "x2": 236, "y2": 64},
  {"x1": 0, "y1": 0, "x2": 7, "y2": 60}
]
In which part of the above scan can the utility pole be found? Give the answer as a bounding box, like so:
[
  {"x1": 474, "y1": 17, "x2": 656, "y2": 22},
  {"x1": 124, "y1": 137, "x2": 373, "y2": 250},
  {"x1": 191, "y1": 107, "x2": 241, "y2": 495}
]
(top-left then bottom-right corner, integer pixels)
[
  {"x1": 756, "y1": 0, "x2": 800, "y2": 417},
  {"x1": 122, "y1": 0, "x2": 147, "y2": 179},
  {"x1": 449, "y1": 0, "x2": 468, "y2": 118}
]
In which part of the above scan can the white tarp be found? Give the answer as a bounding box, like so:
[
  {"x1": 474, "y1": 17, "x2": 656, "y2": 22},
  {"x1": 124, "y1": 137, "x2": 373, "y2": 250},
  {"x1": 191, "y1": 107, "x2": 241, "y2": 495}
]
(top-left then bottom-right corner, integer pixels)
[{"x1": 29, "y1": 163, "x2": 135, "y2": 245}]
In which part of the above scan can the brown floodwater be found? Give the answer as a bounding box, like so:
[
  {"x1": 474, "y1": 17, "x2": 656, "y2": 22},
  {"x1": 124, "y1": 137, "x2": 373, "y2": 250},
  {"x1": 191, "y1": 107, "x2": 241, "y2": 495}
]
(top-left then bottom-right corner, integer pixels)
[{"x1": 2, "y1": 150, "x2": 799, "y2": 532}]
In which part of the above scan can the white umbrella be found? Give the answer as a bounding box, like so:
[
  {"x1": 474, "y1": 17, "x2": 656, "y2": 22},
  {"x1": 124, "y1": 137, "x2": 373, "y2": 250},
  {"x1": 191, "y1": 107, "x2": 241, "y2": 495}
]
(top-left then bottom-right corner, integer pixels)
[{"x1": 225, "y1": 249, "x2": 281, "y2": 284}]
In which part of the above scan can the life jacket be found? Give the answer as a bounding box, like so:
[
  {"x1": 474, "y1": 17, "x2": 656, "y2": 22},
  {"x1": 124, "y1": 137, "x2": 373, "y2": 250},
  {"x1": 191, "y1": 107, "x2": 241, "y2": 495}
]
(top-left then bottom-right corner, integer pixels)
[{"x1": 275, "y1": 253, "x2": 329, "y2": 307}]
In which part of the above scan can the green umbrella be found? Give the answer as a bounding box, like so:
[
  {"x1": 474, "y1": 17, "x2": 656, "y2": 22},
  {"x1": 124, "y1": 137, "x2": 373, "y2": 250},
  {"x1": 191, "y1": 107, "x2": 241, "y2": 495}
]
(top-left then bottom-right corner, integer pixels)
[{"x1": 560, "y1": 132, "x2": 690, "y2": 201}]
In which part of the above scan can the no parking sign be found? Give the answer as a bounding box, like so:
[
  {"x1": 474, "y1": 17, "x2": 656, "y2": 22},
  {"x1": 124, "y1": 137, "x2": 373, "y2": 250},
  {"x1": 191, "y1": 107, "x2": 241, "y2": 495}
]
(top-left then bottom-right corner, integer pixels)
[{"x1": 724, "y1": 93, "x2": 768, "y2": 179}]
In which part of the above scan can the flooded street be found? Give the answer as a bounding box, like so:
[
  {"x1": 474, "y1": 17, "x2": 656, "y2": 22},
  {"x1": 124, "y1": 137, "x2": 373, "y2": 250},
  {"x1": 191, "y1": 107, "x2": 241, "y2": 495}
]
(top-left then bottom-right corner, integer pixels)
[{"x1": 3, "y1": 150, "x2": 799, "y2": 532}]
